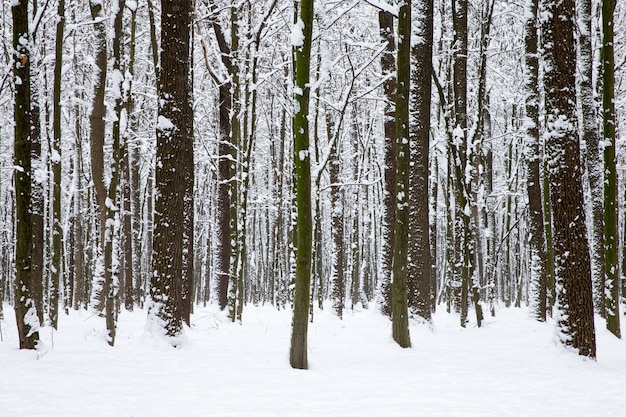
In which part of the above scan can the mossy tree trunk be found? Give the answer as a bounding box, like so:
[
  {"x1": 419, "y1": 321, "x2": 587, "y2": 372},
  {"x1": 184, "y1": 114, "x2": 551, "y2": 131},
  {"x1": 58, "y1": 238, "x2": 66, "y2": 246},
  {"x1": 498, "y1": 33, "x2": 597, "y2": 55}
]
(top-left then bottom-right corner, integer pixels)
[
  {"x1": 290, "y1": 0, "x2": 314, "y2": 369},
  {"x1": 601, "y1": 0, "x2": 620, "y2": 338}
]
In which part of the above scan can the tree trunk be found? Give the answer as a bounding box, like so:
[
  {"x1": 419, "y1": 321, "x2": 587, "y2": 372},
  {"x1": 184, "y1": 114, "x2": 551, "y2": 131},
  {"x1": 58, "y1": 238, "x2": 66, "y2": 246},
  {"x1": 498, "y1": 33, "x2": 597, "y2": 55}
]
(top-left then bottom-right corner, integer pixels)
[
  {"x1": 209, "y1": 6, "x2": 234, "y2": 311},
  {"x1": 72, "y1": 128, "x2": 85, "y2": 310},
  {"x1": 407, "y1": 0, "x2": 433, "y2": 322},
  {"x1": 123, "y1": 3, "x2": 138, "y2": 312},
  {"x1": 601, "y1": 0, "x2": 620, "y2": 338},
  {"x1": 13, "y1": 0, "x2": 40, "y2": 349},
  {"x1": 452, "y1": 0, "x2": 477, "y2": 327},
  {"x1": 391, "y1": 0, "x2": 411, "y2": 348},
  {"x1": 543, "y1": 157, "x2": 555, "y2": 314},
  {"x1": 148, "y1": 0, "x2": 193, "y2": 341},
  {"x1": 328, "y1": 115, "x2": 345, "y2": 318},
  {"x1": 181, "y1": 3, "x2": 196, "y2": 326},
  {"x1": 524, "y1": 0, "x2": 547, "y2": 321},
  {"x1": 578, "y1": 0, "x2": 606, "y2": 318},
  {"x1": 484, "y1": 102, "x2": 496, "y2": 316},
  {"x1": 49, "y1": 0, "x2": 65, "y2": 329},
  {"x1": 290, "y1": 0, "x2": 314, "y2": 369},
  {"x1": 228, "y1": 5, "x2": 242, "y2": 323},
  {"x1": 542, "y1": 0, "x2": 596, "y2": 358},
  {"x1": 378, "y1": 6, "x2": 396, "y2": 317}
]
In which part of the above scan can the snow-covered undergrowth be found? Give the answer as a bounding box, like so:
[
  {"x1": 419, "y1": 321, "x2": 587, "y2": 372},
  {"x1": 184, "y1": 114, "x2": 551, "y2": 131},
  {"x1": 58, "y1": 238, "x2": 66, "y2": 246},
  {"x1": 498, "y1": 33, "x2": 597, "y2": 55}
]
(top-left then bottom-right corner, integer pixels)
[{"x1": 1, "y1": 304, "x2": 625, "y2": 416}]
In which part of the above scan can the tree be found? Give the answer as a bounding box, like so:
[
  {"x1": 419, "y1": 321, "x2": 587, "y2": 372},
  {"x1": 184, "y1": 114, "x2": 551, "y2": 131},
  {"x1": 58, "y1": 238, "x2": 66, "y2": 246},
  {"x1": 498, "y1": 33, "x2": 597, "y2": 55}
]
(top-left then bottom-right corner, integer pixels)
[
  {"x1": 451, "y1": 0, "x2": 480, "y2": 327},
  {"x1": 29, "y1": 0, "x2": 45, "y2": 327},
  {"x1": 377, "y1": 2, "x2": 396, "y2": 318},
  {"x1": 601, "y1": 0, "x2": 620, "y2": 338},
  {"x1": 579, "y1": 0, "x2": 606, "y2": 318},
  {"x1": 391, "y1": 0, "x2": 411, "y2": 348},
  {"x1": 148, "y1": 0, "x2": 194, "y2": 341},
  {"x1": 290, "y1": 0, "x2": 314, "y2": 369},
  {"x1": 50, "y1": 0, "x2": 65, "y2": 329},
  {"x1": 407, "y1": 0, "x2": 434, "y2": 321},
  {"x1": 122, "y1": 2, "x2": 139, "y2": 312},
  {"x1": 524, "y1": 0, "x2": 547, "y2": 321},
  {"x1": 89, "y1": 0, "x2": 123, "y2": 346},
  {"x1": 207, "y1": 0, "x2": 235, "y2": 312},
  {"x1": 13, "y1": 0, "x2": 40, "y2": 349},
  {"x1": 542, "y1": 0, "x2": 596, "y2": 358},
  {"x1": 328, "y1": 117, "x2": 345, "y2": 318}
]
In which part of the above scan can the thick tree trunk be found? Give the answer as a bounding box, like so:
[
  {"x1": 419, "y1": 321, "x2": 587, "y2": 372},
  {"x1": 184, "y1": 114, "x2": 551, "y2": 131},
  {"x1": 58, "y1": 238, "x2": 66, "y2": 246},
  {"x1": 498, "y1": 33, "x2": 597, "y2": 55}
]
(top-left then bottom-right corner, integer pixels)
[
  {"x1": 391, "y1": 0, "x2": 411, "y2": 348},
  {"x1": 13, "y1": 0, "x2": 40, "y2": 349},
  {"x1": 148, "y1": 0, "x2": 193, "y2": 341},
  {"x1": 543, "y1": 0, "x2": 596, "y2": 358},
  {"x1": 407, "y1": 0, "x2": 433, "y2": 322}
]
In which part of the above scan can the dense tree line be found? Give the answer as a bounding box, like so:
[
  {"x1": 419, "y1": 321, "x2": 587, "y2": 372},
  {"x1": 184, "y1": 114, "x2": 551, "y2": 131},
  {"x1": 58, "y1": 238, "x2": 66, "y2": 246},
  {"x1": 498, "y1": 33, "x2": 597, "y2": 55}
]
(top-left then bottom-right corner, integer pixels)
[{"x1": 1, "y1": 0, "x2": 625, "y2": 363}]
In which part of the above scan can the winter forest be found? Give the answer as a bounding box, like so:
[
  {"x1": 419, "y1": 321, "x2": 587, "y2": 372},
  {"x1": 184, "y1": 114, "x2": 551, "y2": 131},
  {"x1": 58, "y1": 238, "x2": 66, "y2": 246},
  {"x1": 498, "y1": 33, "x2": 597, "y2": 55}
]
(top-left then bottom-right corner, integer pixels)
[{"x1": 1, "y1": 0, "x2": 626, "y2": 414}]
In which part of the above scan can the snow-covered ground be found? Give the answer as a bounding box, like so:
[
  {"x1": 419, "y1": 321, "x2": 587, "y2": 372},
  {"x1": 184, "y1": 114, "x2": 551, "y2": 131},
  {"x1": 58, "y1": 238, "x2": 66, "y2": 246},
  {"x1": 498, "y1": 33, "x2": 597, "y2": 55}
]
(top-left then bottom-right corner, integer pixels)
[{"x1": 1, "y1": 303, "x2": 625, "y2": 417}]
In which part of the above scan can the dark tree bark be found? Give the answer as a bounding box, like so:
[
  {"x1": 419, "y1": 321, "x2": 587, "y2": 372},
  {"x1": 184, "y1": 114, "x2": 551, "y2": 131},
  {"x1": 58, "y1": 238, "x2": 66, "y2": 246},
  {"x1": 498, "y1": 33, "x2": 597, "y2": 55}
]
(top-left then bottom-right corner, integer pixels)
[
  {"x1": 148, "y1": 0, "x2": 193, "y2": 340},
  {"x1": 542, "y1": 0, "x2": 596, "y2": 358},
  {"x1": 378, "y1": 6, "x2": 396, "y2": 317},
  {"x1": 407, "y1": 0, "x2": 434, "y2": 322},
  {"x1": 601, "y1": 0, "x2": 620, "y2": 338},
  {"x1": 88, "y1": 0, "x2": 108, "y2": 314},
  {"x1": 391, "y1": 0, "x2": 411, "y2": 349},
  {"x1": 123, "y1": 4, "x2": 139, "y2": 312},
  {"x1": 328, "y1": 116, "x2": 345, "y2": 318},
  {"x1": 29, "y1": 44, "x2": 44, "y2": 328},
  {"x1": 208, "y1": 4, "x2": 234, "y2": 311},
  {"x1": 72, "y1": 132, "x2": 85, "y2": 310},
  {"x1": 290, "y1": 0, "x2": 314, "y2": 369},
  {"x1": 524, "y1": 0, "x2": 547, "y2": 321},
  {"x1": 181, "y1": 2, "x2": 196, "y2": 326},
  {"x1": 13, "y1": 0, "x2": 40, "y2": 349},
  {"x1": 50, "y1": 0, "x2": 65, "y2": 329},
  {"x1": 451, "y1": 0, "x2": 478, "y2": 327}
]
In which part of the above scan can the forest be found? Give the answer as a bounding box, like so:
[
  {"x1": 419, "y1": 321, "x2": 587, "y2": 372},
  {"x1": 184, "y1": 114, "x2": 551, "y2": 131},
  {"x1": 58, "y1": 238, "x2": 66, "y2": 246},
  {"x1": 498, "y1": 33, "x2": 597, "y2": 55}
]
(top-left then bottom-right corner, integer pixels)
[{"x1": 1, "y1": 0, "x2": 625, "y2": 379}]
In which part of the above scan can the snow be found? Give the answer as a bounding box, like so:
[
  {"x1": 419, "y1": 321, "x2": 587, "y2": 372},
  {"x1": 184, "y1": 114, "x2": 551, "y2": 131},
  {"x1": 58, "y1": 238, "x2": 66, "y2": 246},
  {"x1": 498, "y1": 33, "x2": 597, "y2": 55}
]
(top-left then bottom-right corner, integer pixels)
[
  {"x1": 156, "y1": 115, "x2": 176, "y2": 132},
  {"x1": 291, "y1": 18, "x2": 305, "y2": 47},
  {"x1": 1, "y1": 304, "x2": 626, "y2": 416}
]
